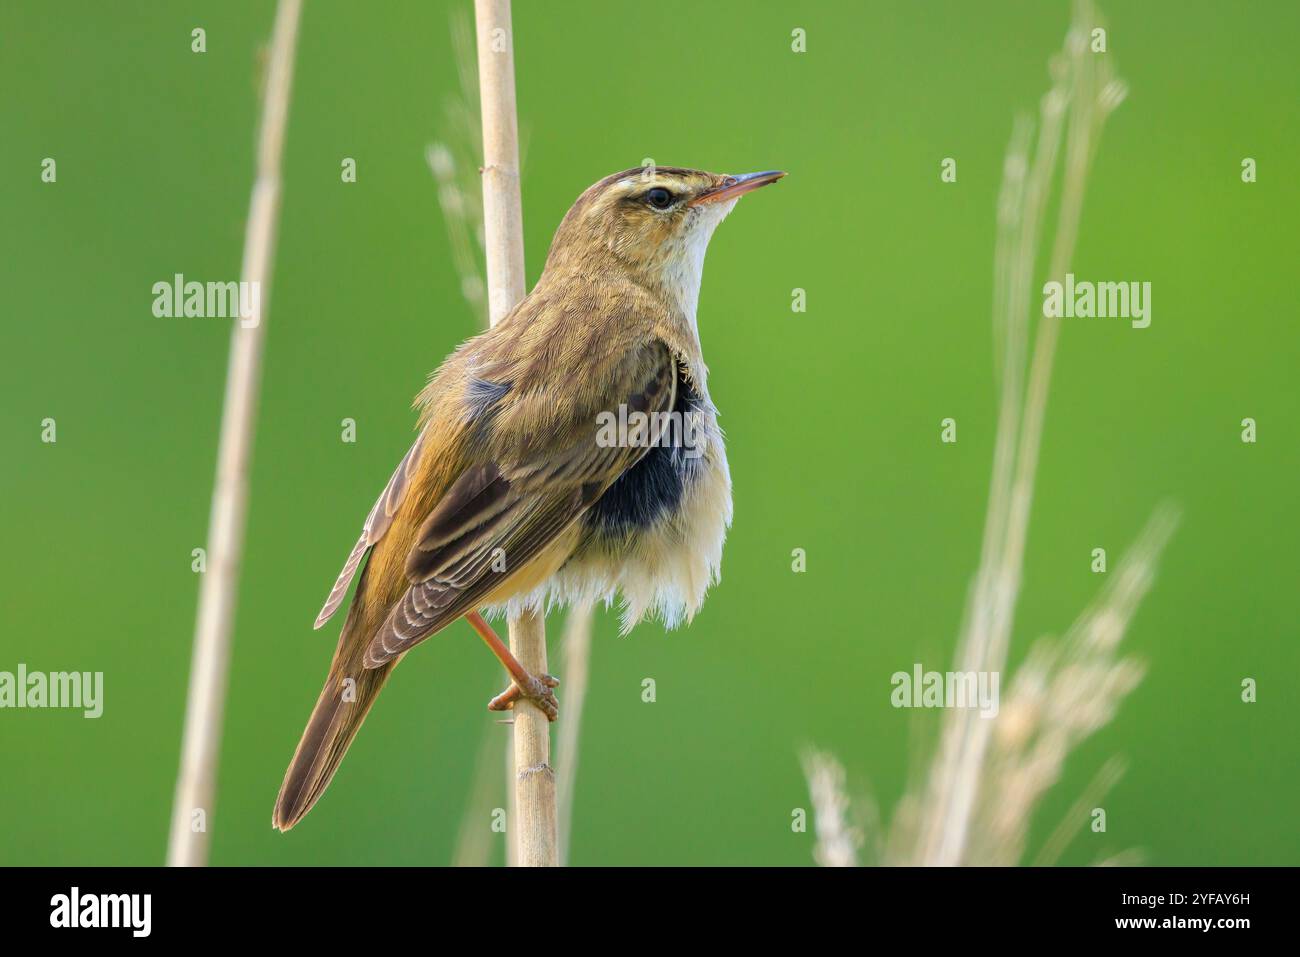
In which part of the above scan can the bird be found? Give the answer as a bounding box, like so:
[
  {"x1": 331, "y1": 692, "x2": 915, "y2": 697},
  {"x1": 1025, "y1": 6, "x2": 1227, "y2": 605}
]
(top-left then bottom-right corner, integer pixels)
[{"x1": 272, "y1": 165, "x2": 785, "y2": 831}]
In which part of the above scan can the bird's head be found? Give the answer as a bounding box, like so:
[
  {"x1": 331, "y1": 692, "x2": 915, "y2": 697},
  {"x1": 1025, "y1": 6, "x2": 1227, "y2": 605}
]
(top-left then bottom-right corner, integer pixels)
[{"x1": 542, "y1": 166, "x2": 785, "y2": 317}]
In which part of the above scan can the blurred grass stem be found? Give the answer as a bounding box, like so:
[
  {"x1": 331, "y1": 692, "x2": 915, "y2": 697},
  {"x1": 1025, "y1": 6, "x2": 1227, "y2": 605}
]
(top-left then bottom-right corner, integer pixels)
[{"x1": 167, "y1": 0, "x2": 302, "y2": 867}]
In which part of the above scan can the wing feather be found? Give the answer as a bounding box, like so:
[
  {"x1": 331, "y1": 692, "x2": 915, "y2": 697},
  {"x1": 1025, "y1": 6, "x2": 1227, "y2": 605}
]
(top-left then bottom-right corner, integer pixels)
[
  {"x1": 313, "y1": 427, "x2": 428, "y2": 629},
  {"x1": 361, "y1": 341, "x2": 678, "y2": 666}
]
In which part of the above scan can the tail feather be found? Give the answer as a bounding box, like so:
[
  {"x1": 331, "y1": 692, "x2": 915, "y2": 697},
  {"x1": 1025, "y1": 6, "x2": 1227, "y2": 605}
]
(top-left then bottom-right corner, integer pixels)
[{"x1": 273, "y1": 597, "x2": 397, "y2": 832}]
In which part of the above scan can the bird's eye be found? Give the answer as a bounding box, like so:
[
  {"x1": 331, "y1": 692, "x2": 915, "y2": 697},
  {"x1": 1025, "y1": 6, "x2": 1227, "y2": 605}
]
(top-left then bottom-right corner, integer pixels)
[{"x1": 645, "y1": 187, "x2": 674, "y2": 209}]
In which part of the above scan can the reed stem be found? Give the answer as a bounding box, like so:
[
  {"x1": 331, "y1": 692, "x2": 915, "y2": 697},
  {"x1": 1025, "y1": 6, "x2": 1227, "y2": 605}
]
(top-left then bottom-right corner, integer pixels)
[{"x1": 474, "y1": 0, "x2": 557, "y2": 867}]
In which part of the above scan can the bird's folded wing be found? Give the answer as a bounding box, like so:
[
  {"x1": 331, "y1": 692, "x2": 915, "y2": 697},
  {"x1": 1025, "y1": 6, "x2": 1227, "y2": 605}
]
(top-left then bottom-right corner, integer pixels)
[
  {"x1": 313, "y1": 427, "x2": 428, "y2": 629},
  {"x1": 361, "y1": 340, "x2": 678, "y2": 667}
]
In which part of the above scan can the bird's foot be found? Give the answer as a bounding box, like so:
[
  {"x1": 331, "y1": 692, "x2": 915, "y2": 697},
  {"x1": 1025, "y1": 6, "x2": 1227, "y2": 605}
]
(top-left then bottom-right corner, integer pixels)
[{"x1": 488, "y1": 672, "x2": 560, "y2": 721}]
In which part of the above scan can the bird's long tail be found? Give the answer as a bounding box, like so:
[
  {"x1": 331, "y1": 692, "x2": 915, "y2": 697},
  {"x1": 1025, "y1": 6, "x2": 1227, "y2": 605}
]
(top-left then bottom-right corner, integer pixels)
[{"x1": 273, "y1": 597, "x2": 397, "y2": 832}]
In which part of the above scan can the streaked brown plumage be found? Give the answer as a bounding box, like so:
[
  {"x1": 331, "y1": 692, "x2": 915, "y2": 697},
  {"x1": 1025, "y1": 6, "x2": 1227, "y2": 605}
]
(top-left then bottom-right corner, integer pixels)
[{"x1": 273, "y1": 166, "x2": 783, "y2": 831}]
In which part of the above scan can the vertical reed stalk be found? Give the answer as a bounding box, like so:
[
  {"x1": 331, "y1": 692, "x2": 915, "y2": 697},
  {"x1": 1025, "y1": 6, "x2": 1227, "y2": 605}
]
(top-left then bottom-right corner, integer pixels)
[
  {"x1": 166, "y1": 0, "x2": 303, "y2": 866},
  {"x1": 474, "y1": 0, "x2": 557, "y2": 867}
]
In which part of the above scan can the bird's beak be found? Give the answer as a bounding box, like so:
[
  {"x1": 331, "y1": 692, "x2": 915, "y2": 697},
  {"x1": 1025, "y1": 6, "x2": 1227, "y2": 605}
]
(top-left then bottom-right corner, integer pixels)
[{"x1": 689, "y1": 170, "x2": 787, "y2": 206}]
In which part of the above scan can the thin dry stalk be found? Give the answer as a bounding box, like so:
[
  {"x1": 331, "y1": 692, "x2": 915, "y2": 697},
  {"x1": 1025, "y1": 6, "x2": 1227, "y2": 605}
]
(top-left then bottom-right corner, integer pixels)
[
  {"x1": 452, "y1": 708, "x2": 511, "y2": 867},
  {"x1": 1032, "y1": 756, "x2": 1126, "y2": 867},
  {"x1": 166, "y1": 0, "x2": 303, "y2": 867},
  {"x1": 555, "y1": 603, "x2": 593, "y2": 865},
  {"x1": 474, "y1": 0, "x2": 557, "y2": 867}
]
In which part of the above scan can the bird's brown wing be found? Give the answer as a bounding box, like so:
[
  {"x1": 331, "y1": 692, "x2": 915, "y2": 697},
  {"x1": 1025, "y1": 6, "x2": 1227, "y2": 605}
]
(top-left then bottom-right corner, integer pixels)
[
  {"x1": 313, "y1": 427, "x2": 428, "y2": 629},
  {"x1": 361, "y1": 340, "x2": 678, "y2": 667}
]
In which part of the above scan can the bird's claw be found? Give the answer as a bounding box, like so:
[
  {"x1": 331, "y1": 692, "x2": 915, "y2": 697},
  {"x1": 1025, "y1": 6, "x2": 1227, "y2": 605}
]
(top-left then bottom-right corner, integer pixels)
[{"x1": 488, "y1": 673, "x2": 560, "y2": 721}]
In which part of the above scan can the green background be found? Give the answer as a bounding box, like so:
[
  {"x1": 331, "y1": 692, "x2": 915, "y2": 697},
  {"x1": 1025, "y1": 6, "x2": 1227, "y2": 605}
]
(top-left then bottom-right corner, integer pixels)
[{"x1": 2, "y1": 0, "x2": 1296, "y2": 866}]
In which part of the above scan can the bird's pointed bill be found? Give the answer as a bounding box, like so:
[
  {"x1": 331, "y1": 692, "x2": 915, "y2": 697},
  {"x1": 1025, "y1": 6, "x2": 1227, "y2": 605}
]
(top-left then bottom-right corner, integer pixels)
[{"x1": 690, "y1": 170, "x2": 787, "y2": 206}]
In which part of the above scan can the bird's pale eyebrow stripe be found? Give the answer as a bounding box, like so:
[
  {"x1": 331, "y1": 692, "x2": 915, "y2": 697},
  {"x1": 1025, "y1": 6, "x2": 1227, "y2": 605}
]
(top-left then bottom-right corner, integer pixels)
[{"x1": 618, "y1": 176, "x2": 675, "y2": 192}]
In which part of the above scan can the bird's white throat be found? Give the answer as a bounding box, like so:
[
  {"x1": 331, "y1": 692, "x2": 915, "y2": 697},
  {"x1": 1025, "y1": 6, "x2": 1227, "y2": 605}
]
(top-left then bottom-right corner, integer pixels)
[{"x1": 661, "y1": 199, "x2": 737, "y2": 341}]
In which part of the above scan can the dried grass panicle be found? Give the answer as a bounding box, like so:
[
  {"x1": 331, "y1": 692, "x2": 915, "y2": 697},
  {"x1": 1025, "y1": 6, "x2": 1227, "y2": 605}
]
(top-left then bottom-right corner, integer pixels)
[
  {"x1": 428, "y1": 9, "x2": 487, "y2": 323},
  {"x1": 966, "y1": 507, "x2": 1178, "y2": 866},
  {"x1": 800, "y1": 749, "x2": 865, "y2": 868},
  {"x1": 802, "y1": 0, "x2": 1171, "y2": 867}
]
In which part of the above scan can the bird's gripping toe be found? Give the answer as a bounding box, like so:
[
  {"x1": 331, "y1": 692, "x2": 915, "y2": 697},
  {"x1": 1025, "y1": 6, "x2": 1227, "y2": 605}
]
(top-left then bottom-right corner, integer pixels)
[{"x1": 488, "y1": 673, "x2": 560, "y2": 721}]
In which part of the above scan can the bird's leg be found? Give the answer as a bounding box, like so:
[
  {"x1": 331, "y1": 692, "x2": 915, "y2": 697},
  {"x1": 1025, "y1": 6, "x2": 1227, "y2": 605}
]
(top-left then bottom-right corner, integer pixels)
[{"x1": 464, "y1": 611, "x2": 559, "y2": 721}]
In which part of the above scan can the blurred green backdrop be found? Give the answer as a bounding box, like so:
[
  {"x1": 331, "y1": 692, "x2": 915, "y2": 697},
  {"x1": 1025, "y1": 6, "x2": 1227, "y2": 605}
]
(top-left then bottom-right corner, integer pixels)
[{"x1": 2, "y1": 0, "x2": 1297, "y2": 866}]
